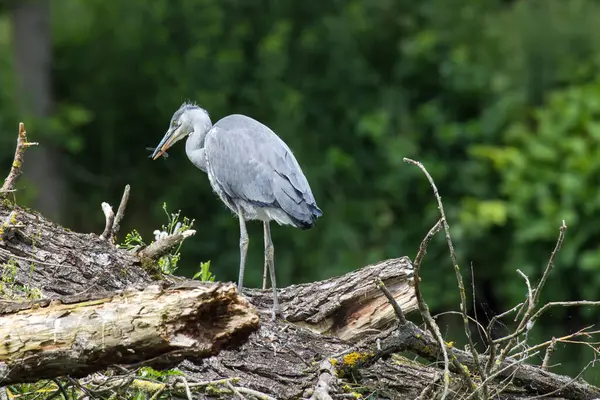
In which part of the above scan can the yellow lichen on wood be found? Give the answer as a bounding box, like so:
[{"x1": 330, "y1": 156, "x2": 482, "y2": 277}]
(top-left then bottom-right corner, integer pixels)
[{"x1": 342, "y1": 351, "x2": 373, "y2": 367}]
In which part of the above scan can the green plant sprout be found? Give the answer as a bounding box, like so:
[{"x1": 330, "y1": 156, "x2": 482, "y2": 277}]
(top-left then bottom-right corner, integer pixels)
[
  {"x1": 119, "y1": 203, "x2": 215, "y2": 279},
  {"x1": 193, "y1": 260, "x2": 215, "y2": 282},
  {"x1": 118, "y1": 202, "x2": 194, "y2": 274}
]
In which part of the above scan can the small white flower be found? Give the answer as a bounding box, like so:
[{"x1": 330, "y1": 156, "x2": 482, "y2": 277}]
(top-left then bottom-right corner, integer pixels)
[
  {"x1": 154, "y1": 230, "x2": 169, "y2": 241},
  {"x1": 173, "y1": 222, "x2": 182, "y2": 234}
]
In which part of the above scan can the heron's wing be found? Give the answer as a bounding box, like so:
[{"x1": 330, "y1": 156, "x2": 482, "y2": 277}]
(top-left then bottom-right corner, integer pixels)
[{"x1": 205, "y1": 115, "x2": 321, "y2": 226}]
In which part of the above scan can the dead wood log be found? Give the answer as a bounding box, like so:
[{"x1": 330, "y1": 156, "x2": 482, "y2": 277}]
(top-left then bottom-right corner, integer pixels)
[
  {"x1": 0, "y1": 282, "x2": 259, "y2": 385},
  {"x1": 245, "y1": 256, "x2": 417, "y2": 342},
  {"x1": 0, "y1": 203, "x2": 155, "y2": 298},
  {"x1": 1, "y1": 180, "x2": 599, "y2": 398}
]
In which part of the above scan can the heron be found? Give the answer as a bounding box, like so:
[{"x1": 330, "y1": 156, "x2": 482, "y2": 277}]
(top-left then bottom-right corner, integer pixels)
[{"x1": 150, "y1": 102, "x2": 322, "y2": 318}]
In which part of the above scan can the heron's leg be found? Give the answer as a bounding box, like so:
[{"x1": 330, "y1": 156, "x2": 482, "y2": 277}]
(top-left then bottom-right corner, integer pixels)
[
  {"x1": 264, "y1": 221, "x2": 281, "y2": 319},
  {"x1": 237, "y1": 206, "x2": 249, "y2": 294},
  {"x1": 262, "y1": 222, "x2": 270, "y2": 290}
]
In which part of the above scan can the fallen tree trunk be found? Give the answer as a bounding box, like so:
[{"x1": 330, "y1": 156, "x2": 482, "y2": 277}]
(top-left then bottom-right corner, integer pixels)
[
  {"x1": 1, "y1": 125, "x2": 599, "y2": 398},
  {"x1": 0, "y1": 282, "x2": 259, "y2": 385},
  {"x1": 245, "y1": 256, "x2": 417, "y2": 342}
]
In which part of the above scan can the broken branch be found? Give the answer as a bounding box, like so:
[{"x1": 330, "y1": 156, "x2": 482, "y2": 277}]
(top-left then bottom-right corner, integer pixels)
[
  {"x1": 1, "y1": 123, "x2": 38, "y2": 195},
  {"x1": 111, "y1": 184, "x2": 131, "y2": 241},
  {"x1": 0, "y1": 282, "x2": 259, "y2": 385},
  {"x1": 138, "y1": 229, "x2": 197, "y2": 261},
  {"x1": 99, "y1": 202, "x2": 115, "y2": 241}
]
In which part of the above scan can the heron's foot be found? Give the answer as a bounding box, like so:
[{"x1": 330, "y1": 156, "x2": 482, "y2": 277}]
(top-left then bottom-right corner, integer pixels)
[{"x1": 270, "y1": 306, "x2": 282, "y2": 322}]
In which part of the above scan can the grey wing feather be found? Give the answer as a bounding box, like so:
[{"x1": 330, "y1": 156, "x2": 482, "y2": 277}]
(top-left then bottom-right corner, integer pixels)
[{"x1": 205, "y1": 115, "x2": 322, "y2": 228}]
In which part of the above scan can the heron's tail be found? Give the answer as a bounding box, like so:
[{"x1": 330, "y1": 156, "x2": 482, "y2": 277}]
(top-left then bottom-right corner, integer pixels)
[{"x1": 291, "y1": 203, "x2": 322, "y2": 230}]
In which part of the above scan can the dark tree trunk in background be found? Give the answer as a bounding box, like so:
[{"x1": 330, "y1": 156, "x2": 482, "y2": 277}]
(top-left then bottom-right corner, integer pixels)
[{"x1": 10, "y1": 0, "x2": 65, "y2": 222}]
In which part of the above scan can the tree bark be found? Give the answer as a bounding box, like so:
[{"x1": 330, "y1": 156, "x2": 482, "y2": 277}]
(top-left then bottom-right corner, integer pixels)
[
  {"x1": 1, "y1": 199, "x2": 599, "y2": 399},
  {"x1": 0, "y1": 282, "x2": 259, "y2": 385}
]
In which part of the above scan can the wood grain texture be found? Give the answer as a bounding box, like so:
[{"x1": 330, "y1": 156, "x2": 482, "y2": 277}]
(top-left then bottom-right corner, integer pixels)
[
  {"x1": 245, "y1": 257, "x2": 417, "y2": 342},
  {"x1": 0, "y1": 282, "x2": 259, "y2": 385}
]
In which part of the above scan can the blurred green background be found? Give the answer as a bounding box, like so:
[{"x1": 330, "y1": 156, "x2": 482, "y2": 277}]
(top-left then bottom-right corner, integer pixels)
[{"x1": 1, "y1": 0, "x2": 600, "y2": 384}]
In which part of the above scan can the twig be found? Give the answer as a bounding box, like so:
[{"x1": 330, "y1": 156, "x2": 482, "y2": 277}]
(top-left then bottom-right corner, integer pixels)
[
  {"x1": 413, "y1": 219, "x2": 443, "y2": 271},
  {"x1": 175, "y1": 376, "x2": 193, "y2": 400},
  {"x1": 310, "y1": 358, "x2": 336, "y2": 400},
  {"x1": 541, "y1": 337, "x2": 557, "y2": 371},
  {"x1": 516, "y1": 269, "x2": 533, "y2": 312},
  {"x1": 234, "y1": 387, "x2": 277, "y2": 400},
  {"x1": 404, "y1": 158, "x2": 485, "y2": 394},
  {"x1": 465, "y1": 351, "x2": 540, "y2": 400},
  {"x1": 99, "y1": 203, "x2": 115, "y2": 241},
  {"x1": 484, "y1": 302, "x2": 523, "y2": 377},
  {"x1": 138, "y1": 229, "x2": 196, "y2": 261},
  {"x1": 527, "y1": 359, "x2": 595, "y2": 399},
  {"x1": 495, "y1": 301, "x2": 600, "y2": 346},
  {"x1": 492, "y1": 221, "x2": 568, "y2": 374},
  {"x1": 470, "y1": 262, "x2": 486, "y2": 348},
  {"x1": 511, "y1": 325, "x2": 600, "y2": 361},
  {"x1": 1, "y1": 123, "x2": 38, "y2": 195},
  {"x1": 227, "y1": 382, "x2": 248, "y2": 400},
  {"x1": 409, "y1": 219, "x2": 452, "y2": 399},
  {"x1": 417, "y1": 373, "x2": 441, "y2": 400},
  {"x1": 175, "y1": 377, "x2": 239, "y2": 389},
  {"x1": 433, "y1": 311, "x2": 489, "y2": 342},
  {"x1": 111, "y1": 184, "x2": 130, "y2": 241},
  {"x1": 53, "y1": 379, "x2": 70, "y2": 400},
  {"x1": 532, "y1": 220, "x2": 567, "y2": 307},
  {"x1": 376, "y1": 278, "x2": 406, "y2": 325},
  {"x1": 149, "y1": 385, "x2": 165, "y2": 400}
]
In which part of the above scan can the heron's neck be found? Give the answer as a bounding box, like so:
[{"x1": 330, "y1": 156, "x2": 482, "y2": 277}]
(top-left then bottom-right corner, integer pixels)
[{"x1": 185, "y1": 111, "x2": 212, "y2": 173}]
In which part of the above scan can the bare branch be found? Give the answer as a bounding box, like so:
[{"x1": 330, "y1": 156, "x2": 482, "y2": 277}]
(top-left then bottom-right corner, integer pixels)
[
  {"x1": 516, "y1": 269, "x2": 534, "y2": 312},
  {"x1": 310, "y1": 358, "x2": 336, "y2": 400},
  {"x1": 533, "y1": 220, "x2": 567, "y2": 306},
  {"x1": 409, "y1": 219, "x2": 454, "y2": 399},
  {"x1": 542, "y1": 337, "x2": 557, "y2": 371},
  {"x1": 492, "y1": 221, "x2": 569, "y2": 374},
  {"x1": 404, "y1": 157, "x2": 485, "y2": 389},
  {"x1": 138, "y1": 229, "x2": 196, "y2": 261},
  {"x1": 376, "y1": 278, "x2": 407, "y2": 325},
  {"x1": 527, "y1": 359, "x2": 596, "y2": 400},
  {"x1": 1, "y1": 123, "x2": 38, "y2": 195},
  {"x1": 466, "y1": 351, "x2": 540, "y2": 400},
  {"x1": 111, "y1": 184, "x2": 131, "y2": 241},
  {"x1": 227, "y1": 381, "x2": 248, "y2": 400},
  {"x1": 99, "y1": 202, "x2": 115, "y2": 241}
]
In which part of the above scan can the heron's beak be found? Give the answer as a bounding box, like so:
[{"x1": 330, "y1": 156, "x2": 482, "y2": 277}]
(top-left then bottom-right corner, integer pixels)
[{"x1": 151, "y1": 128, "x2": 177, "y2": 160}]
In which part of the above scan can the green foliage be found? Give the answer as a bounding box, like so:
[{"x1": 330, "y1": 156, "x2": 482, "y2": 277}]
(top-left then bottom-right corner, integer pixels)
[
  {"x1": 155, "y1": 203, "x2": 195, "y2": 274},
  {"x1": 120, "y1": 229, "x2": 146, "y2": 251},
  {"x1": 472, "y1": 76, "x2": 600, "y2": 306},
  {"x1": 0, "y1": 258, "x2": 42, "y2": 300},
  {"x1": 119, "y1": 203, "x2": 195, "y2": 275},
  {"x1": 6, "y1": 367, "x2": 185, "y2": 400},
  {"x1": 193, "y1": 260, "x2": 215, "y2": 282},
  {"x1": 137, "y1": 366, "x2": 184, "y2": 381}
]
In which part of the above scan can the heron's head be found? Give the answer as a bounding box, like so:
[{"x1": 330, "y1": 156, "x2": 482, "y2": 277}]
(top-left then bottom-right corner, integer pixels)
[{"x1": 151, "y1": 103, "x2": 210, "y2": 160}]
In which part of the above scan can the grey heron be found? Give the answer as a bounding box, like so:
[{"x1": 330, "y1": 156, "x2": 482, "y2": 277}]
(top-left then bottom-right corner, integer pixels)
[{"x1": 150, "y1": 103, "x2": 322, "y2": 318}]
